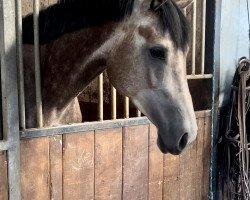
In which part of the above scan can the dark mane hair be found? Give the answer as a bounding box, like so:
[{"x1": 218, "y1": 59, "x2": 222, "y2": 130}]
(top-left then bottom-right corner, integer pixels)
[
  {"x1": 151, "y1": 0, "x2": 190, "y2": 49},
  {"x1": 23, "y1": 0, "x2": 189, "y2": 49},
  {"x1": 23, "y1": 0, "x2": 135, "y2": 44}
]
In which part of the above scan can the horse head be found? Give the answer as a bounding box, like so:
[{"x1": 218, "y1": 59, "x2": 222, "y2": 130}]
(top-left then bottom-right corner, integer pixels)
[{"x1": 107, "y1": 0, "x2": 197, "y2": 154}]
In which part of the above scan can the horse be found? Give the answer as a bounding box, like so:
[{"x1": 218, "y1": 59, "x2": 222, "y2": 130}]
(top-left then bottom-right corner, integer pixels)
[{"x1": 22, "y1": 0, "x2": 197, "y2": 155}]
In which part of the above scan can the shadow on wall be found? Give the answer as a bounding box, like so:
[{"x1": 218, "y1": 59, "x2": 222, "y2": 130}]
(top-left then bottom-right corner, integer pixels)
[{"x1": 219, "y1": 67, "x2": 238, "y2": 107}]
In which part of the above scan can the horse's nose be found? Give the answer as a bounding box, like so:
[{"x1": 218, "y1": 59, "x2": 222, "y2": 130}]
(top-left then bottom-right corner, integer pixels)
[
  {"x1": 157, "y1": 131, "x2": 190, "y2": 155},
  {"x1": 177, "y1": 132, "x2": 188, "y2": 152}
]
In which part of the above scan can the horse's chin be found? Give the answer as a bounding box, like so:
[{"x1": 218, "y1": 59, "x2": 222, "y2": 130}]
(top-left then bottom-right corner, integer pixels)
[{"x1": 157, "y1": 137, "x2": 182, "y2": 155}]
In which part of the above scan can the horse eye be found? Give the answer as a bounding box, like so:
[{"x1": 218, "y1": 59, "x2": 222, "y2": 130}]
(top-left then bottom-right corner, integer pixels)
[{"x1": 149, "y1": 46, "x2": 166, "y2": 60}]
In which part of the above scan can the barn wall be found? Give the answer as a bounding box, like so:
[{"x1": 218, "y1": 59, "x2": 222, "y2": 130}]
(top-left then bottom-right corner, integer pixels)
[
  {"x1": 0, "y1": 113, "x2": 211, "y2": 200},
  {"x1": 216, "y1": 0, "x2": 249, "y2": 106}
]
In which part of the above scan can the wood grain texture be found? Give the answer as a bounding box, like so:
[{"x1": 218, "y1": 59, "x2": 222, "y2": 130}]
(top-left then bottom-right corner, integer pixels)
[
  {"x1": 63, "y1": 131, "x2": 94, "y2": 200},
  {"x1": 163, "y1": 154, "x2": 180, "y2": 200},
  {"x1": 21, "y1": 137, "x2": 50, "y2": 200},
  {"x1": 123, "y1": 125, "x2": 149, "y2": 200},
  {"x1": 50, "y1": 135, "x2": 63, "y2": 200},
  {"x1": 0, "y1": 151, "x2": 8, "y2": 200},
  {"x1": 179, "y1": 174, "x2": 195, "y2": 200},
  {"x1": 148, "y1": 124, "x2": 163, "y2": 200},
  {"x1": 15, "y1": 115, "x2": 211, "y2": 200},
  {"x1": 95, "y1": 128, "x2": 122, "y2": 200},
  {"x1": 195, "y1": 118, "x2": 205, "y2": 199},
  {"x1": 202, "y1": 117, "x2": 212, "y2": 199},
  {"x1": 179, "y1": 143, "x2": 197, "y2": 200}
]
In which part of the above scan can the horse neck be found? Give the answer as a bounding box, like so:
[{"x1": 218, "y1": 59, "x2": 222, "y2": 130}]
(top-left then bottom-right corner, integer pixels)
[{"x1": 41, "y1": 22, "x2": 122, "y2": 125}]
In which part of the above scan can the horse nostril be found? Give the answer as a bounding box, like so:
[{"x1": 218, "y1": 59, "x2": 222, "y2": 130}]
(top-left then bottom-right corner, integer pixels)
[{"x1": 178, "y1": 132, "x2": 188, "y2": 151}]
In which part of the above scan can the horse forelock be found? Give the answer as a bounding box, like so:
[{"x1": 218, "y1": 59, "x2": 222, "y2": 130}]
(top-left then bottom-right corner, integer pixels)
[
  {"x1": 155, "y1": 0, "x2": 190, "y2": 49},
  {"x1": 151, "y1": 0, "x2": 190, "y2": 50}
]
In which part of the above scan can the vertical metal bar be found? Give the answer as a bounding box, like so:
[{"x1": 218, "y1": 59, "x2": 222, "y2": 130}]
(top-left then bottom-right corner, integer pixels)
[
  {"x1": 111, "y1": 86, "x2": 116, "y2": 120},
  {"x1": 33, "y1": 0, "x2": 43, "y2": 128},
  {"x1": 136, "y1": 110, "x2": 141, "y2": 117},
  {"x1": 192, "y1": 0, "x2": 197, "y2": 75},
  {"x1": 183, "y1": 7, "x2": 187, "y2": 16},
  {"x1": 98, "y1": 74, "x2": 103, "y2": 121},
  {"x1": 124, "y1": 96, "x2": 129, "y2": 118},
  {"x1": 201, "y1": 0, "x2": 206, "y2": 75},
  {"x1": 0, "y1": 0, "x2": 20, "y2": 199},
  {"x1": 16, "y1": 0, "x2": 25, "y2": 130},
  {"x1": 7, "y1": 145, "x2": 21, "y2": 200}
]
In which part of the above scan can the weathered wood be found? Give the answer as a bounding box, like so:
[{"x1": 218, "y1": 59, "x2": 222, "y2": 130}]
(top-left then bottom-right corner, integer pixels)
[
  {"x1": 179, "y1": 142, "x2": 197, "y2": 200},
  {"x1": 202, "y1": 116, "x2": 212, "y2": 199},
  {"x1": 123, "y1": 125, "x2": 149, "y2": 200},
  {"x1": 49, "y1": 135, "x2": 63, "y2": 200},
  {"x1": 15, "y1": 114, "x2": 211, "y2": 200},
  {"x1": 20, "y1": 137, "x2": 50, "y2": 200},
  {"x1": 179, "y1": 174, "x2": 194, "y2": 200},
  {"x1": 195, "y1": 118, "x2": 205, "y2": 199},
  {"x1": 163, "y1": 154, "x2": 180, "y2": 200},
  {"x1": 148, "y1": 124, "x2": 163, "y2": 200},
  {"x1": 95, "y1": 128, "x2": 122, "y2": 200},
  {"x1": 63, "y1": 131, "x2": 94, "y2": 200},
  {"x1": 0, "y1": 151, "x2": 8, "y2": 200}
]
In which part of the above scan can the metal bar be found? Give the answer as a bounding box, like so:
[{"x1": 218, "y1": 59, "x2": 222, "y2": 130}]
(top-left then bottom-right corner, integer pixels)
[
  {"x1": 136, "y1": 110, "x2": 141, "y2": 117},
  {"x1": 33, "y1": 0, "x2": 43, "y2": 128},
  {"x1": 0, "y1": 0, "x2": 20, "y2": 199},
  {"x1": 183, "y1": 7, "x2": 187, "y2": 16},
  {"x1": 16, "y1": 0, "x2": 25, "y2": 130},
  {"x1": 98, "y1": 74, "x2": 103, "y2": 121},
  {"x1": 124, "y1": 96, "x2": 129, "y2": 118},
  {"x1": 187, "y1": 74, "x2": 213, "y2": 79},
  {"x1": 20, "y1": 110, "x2": 212, "y2": 139},
  {"x1": 21, "y1": 117, "x2": 151, "y2": 139},
  {"x1": 192, "y1": 0, "x2": 197, "y2": 75},
  {"x1": 111, "y1": 86, "x2": 116, "y2": 119},
  {"x1": 201, "y1": 0, "x2": 206, "y2": 74},
  {"x1": 7, "y1": 145, "x2": 21, "y2": 199},
  {"x1": 0, "y1": 141, "x2": 9, "y2": 151}
]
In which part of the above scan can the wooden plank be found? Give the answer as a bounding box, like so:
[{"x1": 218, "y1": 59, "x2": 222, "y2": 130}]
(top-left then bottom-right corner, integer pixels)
[
  {"x1": 63, "y1": 131, "x2": 94, "y2": 200},
  {"x1": 195, "y1": 118, "x2": 205, "y2": 199},
  {"x1": 123, "y1": 125, "x2": 149, "y2": 200},
  {"x1": 202, "y1": 116, "x2": 212, "y2": 199},
  {"x1": 179, "y1": 174, "x2": 195, "y2": 200},
  {"x1": 163, "y1": 154, "x2": 180, "y2": 200},
  {"x1": 179, "y1": 139, "x2": 196, "y2": 175},
  {"x1": 0, "y1": 151, "x2": 8, "y2": 200},
  {"x1": 179, "y1": 143, "x2": 197, "y2": 199},
  {"x1": 148, "y1": 124, "x2": 163, "y2": 200},
  {"x1": 95, "y1": 128, "x2": 122, "y2": 200},
  {"x1": 20, "y1": 137, "x2": 50, "y2": 200},
  {"x1": 49, "y1": 135, "x2": 63, "y2": 200}
]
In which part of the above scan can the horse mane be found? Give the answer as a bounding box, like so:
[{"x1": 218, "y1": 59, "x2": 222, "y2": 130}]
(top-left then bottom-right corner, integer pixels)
[
  {"x1": 151, "y1": 0, "x2": 190, "y2": 49},
  {"x1": 23, "y1": 0, "x2": 189, "y2": 49},
  {"x1": 23, "y1": 0, "x2": 135, "y2": 44}
]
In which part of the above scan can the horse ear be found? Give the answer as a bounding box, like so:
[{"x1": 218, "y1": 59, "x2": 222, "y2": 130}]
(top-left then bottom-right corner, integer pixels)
[{"x1": 175, "y1": 0, "x2": 193, "y2": 9}]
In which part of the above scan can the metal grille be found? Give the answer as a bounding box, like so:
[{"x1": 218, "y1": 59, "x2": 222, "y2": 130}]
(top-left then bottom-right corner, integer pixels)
[
  {"x1": 81, "y1": 0, "x2": 212, "y2": 122},
  {"x1": 0, "y1": 1, "x2": 213, "y2": 199},
  {"x1": 0, "y1": 0, "x2": 21, "y2": 199},
  {"x1": 15, "y1": 0, "x2": 212, "y2": 129}
]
